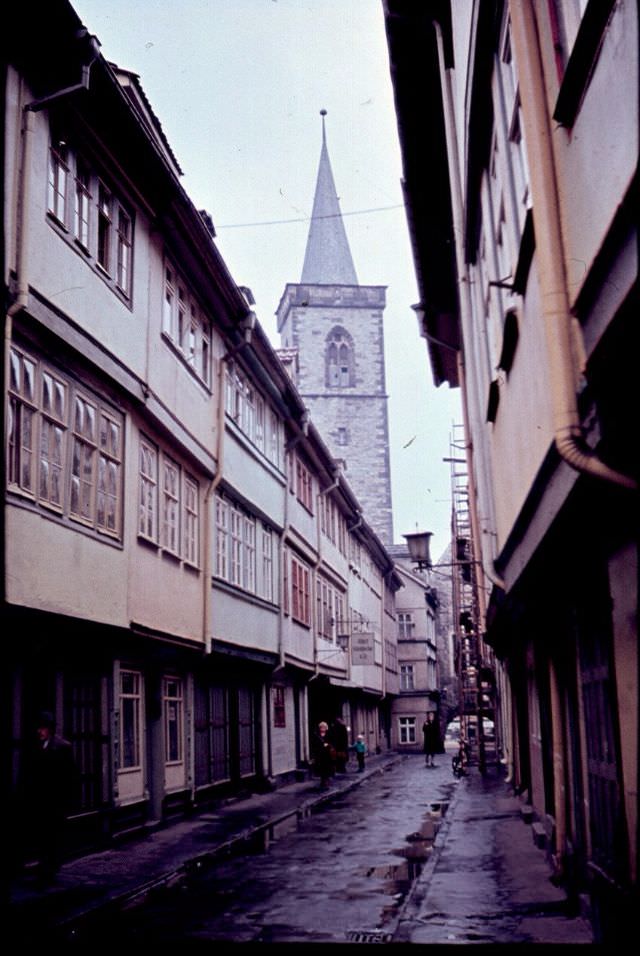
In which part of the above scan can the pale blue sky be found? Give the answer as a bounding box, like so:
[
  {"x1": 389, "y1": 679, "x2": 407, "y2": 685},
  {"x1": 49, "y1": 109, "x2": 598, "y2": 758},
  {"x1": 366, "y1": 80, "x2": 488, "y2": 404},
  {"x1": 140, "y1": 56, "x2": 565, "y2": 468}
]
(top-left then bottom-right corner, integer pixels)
[{"x1": 72, "y1": 0, "x2": 461, "y2": 558}]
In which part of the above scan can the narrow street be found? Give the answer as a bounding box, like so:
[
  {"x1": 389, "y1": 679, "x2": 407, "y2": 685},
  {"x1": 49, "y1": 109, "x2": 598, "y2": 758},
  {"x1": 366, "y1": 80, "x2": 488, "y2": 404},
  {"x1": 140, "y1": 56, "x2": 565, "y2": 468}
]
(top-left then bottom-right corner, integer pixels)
[{"x1": 67, "y1": 756, "x2": 457, "y2": 945}]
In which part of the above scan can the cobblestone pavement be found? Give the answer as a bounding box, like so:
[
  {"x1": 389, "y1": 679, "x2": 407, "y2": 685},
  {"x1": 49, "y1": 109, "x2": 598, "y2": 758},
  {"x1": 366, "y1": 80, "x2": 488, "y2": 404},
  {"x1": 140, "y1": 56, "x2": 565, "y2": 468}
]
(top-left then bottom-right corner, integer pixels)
[{"x1": 9, "y1": 750, "x2": 595, "y2": 945}]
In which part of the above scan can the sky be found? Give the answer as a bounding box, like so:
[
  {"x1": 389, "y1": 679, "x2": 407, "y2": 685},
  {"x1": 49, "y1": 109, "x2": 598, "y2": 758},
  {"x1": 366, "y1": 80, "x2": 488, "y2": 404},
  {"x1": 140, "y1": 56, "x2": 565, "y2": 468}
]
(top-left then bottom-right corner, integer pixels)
[{"x1": 72, "y1": 0, "x2": 462, "y2": 560}]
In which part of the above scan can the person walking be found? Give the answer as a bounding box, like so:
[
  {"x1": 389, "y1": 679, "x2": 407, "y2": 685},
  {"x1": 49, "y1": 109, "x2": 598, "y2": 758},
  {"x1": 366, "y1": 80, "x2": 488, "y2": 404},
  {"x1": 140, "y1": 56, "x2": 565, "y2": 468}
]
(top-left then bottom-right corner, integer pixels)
[
  {"x1": 330, "y1": 716, "x2": 349, "y2": 774},
  {"x1": 311, "y1": 720, "x2": 336, "y2": 789},
  {"x1": 353, "y1": 734, "x2": 367, "y2": 772},
  {"x1": 23, "y1": 710, "x2": 78, "y2": 885},
  {"x1": 422, "y1": 711, "x2": 442, "y2": 768}
]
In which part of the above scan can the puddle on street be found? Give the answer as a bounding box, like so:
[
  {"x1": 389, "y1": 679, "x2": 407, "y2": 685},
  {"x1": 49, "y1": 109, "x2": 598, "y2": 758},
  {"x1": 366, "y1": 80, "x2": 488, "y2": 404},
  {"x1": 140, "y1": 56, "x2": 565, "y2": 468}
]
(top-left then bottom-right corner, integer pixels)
[{"x1": 356, "y1": 805, "x2": 447, "y2": 923}]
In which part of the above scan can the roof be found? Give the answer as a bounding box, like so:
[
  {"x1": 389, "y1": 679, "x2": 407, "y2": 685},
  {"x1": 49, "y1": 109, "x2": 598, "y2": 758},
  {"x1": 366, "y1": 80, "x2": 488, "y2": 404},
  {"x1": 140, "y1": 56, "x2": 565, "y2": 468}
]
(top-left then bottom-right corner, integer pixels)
[{"x1": 300, "y1": 113, "x2": 358, "y2": 285}]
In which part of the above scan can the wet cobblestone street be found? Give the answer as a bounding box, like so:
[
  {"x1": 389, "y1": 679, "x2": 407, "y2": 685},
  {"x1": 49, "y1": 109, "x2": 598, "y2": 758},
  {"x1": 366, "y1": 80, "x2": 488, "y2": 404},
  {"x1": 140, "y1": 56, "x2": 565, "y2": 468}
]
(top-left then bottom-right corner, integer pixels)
[{"x1": 72, "y1": 756, "x2": 456, "y2": 944}]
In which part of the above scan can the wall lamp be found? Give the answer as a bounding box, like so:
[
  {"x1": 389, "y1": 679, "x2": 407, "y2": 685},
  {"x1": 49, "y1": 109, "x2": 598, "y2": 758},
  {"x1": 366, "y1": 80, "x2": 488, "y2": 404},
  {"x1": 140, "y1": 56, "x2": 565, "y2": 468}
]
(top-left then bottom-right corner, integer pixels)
[{"x1": 403, "y1": 530, "x2": 484, "y2": 572}]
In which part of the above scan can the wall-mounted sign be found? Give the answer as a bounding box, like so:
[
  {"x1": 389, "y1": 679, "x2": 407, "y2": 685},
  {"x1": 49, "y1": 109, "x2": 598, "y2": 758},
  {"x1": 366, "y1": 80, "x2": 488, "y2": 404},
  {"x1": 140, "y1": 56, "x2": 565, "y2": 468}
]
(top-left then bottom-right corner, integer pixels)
[{"x1": 351, "y1": 632, "x2": 375, "y2": 665}]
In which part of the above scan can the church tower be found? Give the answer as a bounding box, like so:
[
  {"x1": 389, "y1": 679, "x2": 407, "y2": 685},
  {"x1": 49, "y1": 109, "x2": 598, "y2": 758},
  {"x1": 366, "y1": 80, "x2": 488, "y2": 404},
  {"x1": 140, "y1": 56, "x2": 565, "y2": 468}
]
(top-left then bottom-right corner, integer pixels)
[{"x1": 276, "y1": 112, "x2": 394, "y2": 544}]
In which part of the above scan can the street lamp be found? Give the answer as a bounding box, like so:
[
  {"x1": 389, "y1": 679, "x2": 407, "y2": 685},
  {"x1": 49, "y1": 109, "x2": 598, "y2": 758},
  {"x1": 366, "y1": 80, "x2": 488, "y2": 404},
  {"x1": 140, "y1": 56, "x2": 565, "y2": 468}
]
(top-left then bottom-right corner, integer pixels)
[{"x1": 402, "y1": 530, "x2": 433, "y2": 571}]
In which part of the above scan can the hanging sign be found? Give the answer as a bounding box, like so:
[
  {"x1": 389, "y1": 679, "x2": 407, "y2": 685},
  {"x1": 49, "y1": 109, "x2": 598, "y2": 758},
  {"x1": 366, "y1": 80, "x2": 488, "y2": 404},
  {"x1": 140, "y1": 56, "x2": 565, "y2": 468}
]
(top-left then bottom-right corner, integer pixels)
[{"x1": 351, "y1": 632, "x2": 375, "y2": 665}]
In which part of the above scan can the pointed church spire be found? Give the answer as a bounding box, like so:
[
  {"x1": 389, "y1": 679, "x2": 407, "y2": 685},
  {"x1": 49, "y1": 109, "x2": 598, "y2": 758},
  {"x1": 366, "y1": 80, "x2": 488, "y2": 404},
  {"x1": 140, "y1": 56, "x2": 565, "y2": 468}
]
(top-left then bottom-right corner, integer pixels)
[{"x1": 301, "y1": 110, "x2": 358, "y2": 285}]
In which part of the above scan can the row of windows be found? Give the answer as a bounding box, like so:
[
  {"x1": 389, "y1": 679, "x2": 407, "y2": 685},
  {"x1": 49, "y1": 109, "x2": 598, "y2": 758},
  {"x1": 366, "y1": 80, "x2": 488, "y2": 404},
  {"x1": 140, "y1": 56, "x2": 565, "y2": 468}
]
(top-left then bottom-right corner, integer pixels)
[
  {"x1": 120, "y1": 670, "x2": 184, "y2": 768},
  {"x1": 7, "y1": 345, "x2": 201, "y2": 566},
  {"x1": 48, "y1": 134, "x2": 133, "y2": 300},
  {"x1": 138, "y1": 437, "x2": 199, "y2": 565},
  {"x1": 287, "y1": 452, "x2": 313, "y2": 513},
  {"x1": 8, "y1": 346, "x2": 123, "y2": 538},
  {"x1": 48, "y1": 136, "x2": 215, "y2": 393},
  {"x1": 162, "y1": 262, "x2": 212, "y2": 387},
  {"x1": 316, "y1": 576, "x2": 347, "y2": 642},
  {"x1": 214, "y1": 493, "x2": 274, "y2": 601},
  {"x1": 318, "y1": 490, "x2": 349, "y2": 555},
  {"x1": 224, "y1": 361, "x2": 281, "y2": 468}
]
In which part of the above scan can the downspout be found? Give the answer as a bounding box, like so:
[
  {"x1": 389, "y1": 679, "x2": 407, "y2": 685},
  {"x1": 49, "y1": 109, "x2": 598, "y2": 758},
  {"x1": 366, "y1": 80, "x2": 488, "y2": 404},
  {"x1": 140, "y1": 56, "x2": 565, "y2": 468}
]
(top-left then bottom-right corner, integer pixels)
[
  {"x1": 204, "y1": 312, "x2": 256, "y2": 654},
  {"x1": 433, "y1": 22, "x2": 507, "y2": 594},
  {"x1": 507, "y1": 1, "x2": 637, "y2": 493},
  {"x1": 548, "y1": 655, "x2": 567, "y2": 878}
]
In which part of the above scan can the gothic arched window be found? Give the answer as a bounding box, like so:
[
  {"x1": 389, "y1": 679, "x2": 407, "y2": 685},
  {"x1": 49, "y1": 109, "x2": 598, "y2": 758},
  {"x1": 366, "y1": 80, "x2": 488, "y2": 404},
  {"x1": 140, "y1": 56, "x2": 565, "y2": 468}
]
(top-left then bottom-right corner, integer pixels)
[{"x1": 325, "y1": 327, "x2": 354, "y2": 388}]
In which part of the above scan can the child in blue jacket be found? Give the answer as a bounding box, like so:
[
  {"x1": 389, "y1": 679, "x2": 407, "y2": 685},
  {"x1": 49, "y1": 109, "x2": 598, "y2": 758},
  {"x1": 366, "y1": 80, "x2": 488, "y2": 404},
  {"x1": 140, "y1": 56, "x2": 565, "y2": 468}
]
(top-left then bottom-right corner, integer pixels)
[{"x1": 353, "y1": 734, "x2": 367, "y2": 772}]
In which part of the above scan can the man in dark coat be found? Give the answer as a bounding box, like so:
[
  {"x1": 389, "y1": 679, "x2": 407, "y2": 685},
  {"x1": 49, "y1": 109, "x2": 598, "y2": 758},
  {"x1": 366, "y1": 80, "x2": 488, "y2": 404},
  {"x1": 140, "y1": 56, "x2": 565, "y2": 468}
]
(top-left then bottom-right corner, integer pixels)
[
  {"x1": 27, "y1": 711, "x2": 78, "y2": 884},
  {"x1": 329, "y1": 716, "x2": 350, "y2": 773},
  {"x1": 422, "y1": 711, "x2": 442, "y2": 768}
]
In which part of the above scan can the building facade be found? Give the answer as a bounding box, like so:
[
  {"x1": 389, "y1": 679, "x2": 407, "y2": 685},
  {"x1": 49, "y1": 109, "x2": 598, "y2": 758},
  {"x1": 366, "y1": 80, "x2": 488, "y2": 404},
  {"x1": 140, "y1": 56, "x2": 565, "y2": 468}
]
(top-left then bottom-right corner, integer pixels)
[
  {"x1": 384, "y1": 0, "x2": 638, "y2": 942},
  {"x1": 4, "y1": 0, "x2": 401, "y2": 863},
  {"x1": 386, "y1": 547, "x2": 440, "y2": 753}
]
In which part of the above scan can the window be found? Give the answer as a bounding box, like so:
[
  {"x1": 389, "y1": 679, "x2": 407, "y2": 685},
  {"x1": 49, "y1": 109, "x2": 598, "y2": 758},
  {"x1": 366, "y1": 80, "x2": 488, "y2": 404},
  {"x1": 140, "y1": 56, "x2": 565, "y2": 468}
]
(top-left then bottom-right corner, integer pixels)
[
  {"x1": 8, "y1": 346, "x2": 122, "y2": 539},
  {"x1": 215, "y1": 495, "x2": 228, "y2": 580},
  {"x1": 224, "y1": 361, "x2": 281, "y2": 467},
  {"x1": 315, "y1": 578, "x2": 346, "y2": 643},
  {"x1": 214, "y1": 493, "x2": 258, "y2": 595},
  {"x1": 120, "y1": 670, "x2": 142, "y2": 769},
  {"x1": 138, "y1": 438, "x2": 199, "y2": 565},
  {"x1": 163, "y1": 677, "x2": 183, "y2": 763},
  {"x1": 96, "y1": 409, "x2": 122, "y2": 534},
  {"x1": 69, "y1": 394, "x2": 97, "y2": 524},
  {"x1": 400, "y1": 664, "x2": 415, "y2": 692},
  {"x1": 162, "y1": 260, "x2": 212, "y2": 386},
  {"x1": 398, "y1": 716, "x2": 417, "y2": 745},
  {"x1": 139, "y1": 439, "x2": 157, "y2": 541},
  {"x1": 47, "y1": 137, "x2": 68, "y2": 225},
  {"x1": 46, "y1": 133, "x2": 134, "y2": 301},
  {"x1": 261, "y1": 527, "x2": 274, "y2": 602},
  {"x1": 39, "y1": 369, "x2": 67, "y2": 510},
  {"x1": 230, "y1": 506, "x2": 242, "y2": 587},
  {"x1": 291, "y1": 554, "x2": 311, "y2": 626},
  {"x1": 243, "y1": 514, "x2": 256, "y2": 592},
  {"x1": 295, "y1": 457, "x2": 313, "y2": 512},
  {"x1": 73, "y1": 158, "x2": 91, "y2": 249},
  {"x1": 272, "y1": 686, "x2": 286, "y2": 728},
  {"x1": 116, "y1": 209, "x2": 132, "y2": 295},
  {"x1": 161, "y1": 457, "x2": 180, "y2": 555},
  {"x1": 183, "y1": 475, "x2": 199, "y2": 566},
  {"x1": 398, "y1": 613, "x2": 415, "y2": 639},
  {"x1": 97, "y1": 182, "x2": 112, "y2": 273},
  {"x1": 325, "y1": 327, "x2": 354, "y2": 387},
  {"x1": 8, "y1": 348, "x2": 37, "y2": 494},
  {"x1": 283, "y1": 546, "x2": 290, "y2": 615}
]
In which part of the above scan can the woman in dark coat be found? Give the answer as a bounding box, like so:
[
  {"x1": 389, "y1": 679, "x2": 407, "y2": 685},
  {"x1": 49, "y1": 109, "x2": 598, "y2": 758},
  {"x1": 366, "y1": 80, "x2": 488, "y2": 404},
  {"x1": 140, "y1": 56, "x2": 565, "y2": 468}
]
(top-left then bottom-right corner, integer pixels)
[{"x1": 422, "y1": 711, "x2": 442, "y2": 768}]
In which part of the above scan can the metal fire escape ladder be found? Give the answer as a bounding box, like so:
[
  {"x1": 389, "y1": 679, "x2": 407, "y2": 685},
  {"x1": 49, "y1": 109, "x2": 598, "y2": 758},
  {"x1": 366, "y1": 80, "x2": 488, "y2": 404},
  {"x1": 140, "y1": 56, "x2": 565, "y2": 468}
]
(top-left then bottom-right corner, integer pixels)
[{"x1": 449, "y1": 424, "x2": 495, "y2": 772}]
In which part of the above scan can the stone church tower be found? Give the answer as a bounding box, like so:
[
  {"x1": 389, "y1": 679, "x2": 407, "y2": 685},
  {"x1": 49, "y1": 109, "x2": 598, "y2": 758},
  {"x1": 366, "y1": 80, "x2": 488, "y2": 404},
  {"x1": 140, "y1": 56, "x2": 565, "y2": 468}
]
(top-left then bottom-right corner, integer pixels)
[{"x1": 276, "y1": 112, "x2": 394, "y2": 544}]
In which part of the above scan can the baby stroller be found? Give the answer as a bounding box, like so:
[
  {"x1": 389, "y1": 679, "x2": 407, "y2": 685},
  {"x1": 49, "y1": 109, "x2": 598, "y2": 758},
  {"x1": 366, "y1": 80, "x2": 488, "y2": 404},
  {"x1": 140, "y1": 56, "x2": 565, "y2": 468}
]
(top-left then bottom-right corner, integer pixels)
[{"x1": 452, "y1": 738, "x2": 471, "y2": 778}]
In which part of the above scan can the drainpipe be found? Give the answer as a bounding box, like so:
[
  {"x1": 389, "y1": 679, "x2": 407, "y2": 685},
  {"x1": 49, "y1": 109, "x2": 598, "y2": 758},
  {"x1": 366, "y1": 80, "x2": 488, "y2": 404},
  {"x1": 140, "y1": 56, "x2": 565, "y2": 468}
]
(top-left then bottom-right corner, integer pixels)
[
  {"x1": 507, "y1": 1, "x2": 637, "y2": 493},
  {"x1": 548, "y1": 655, "x2": 567, "y2": 878},
  {"x1": 204, "y1": 312, "x2": 256, "y2": 654}
]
